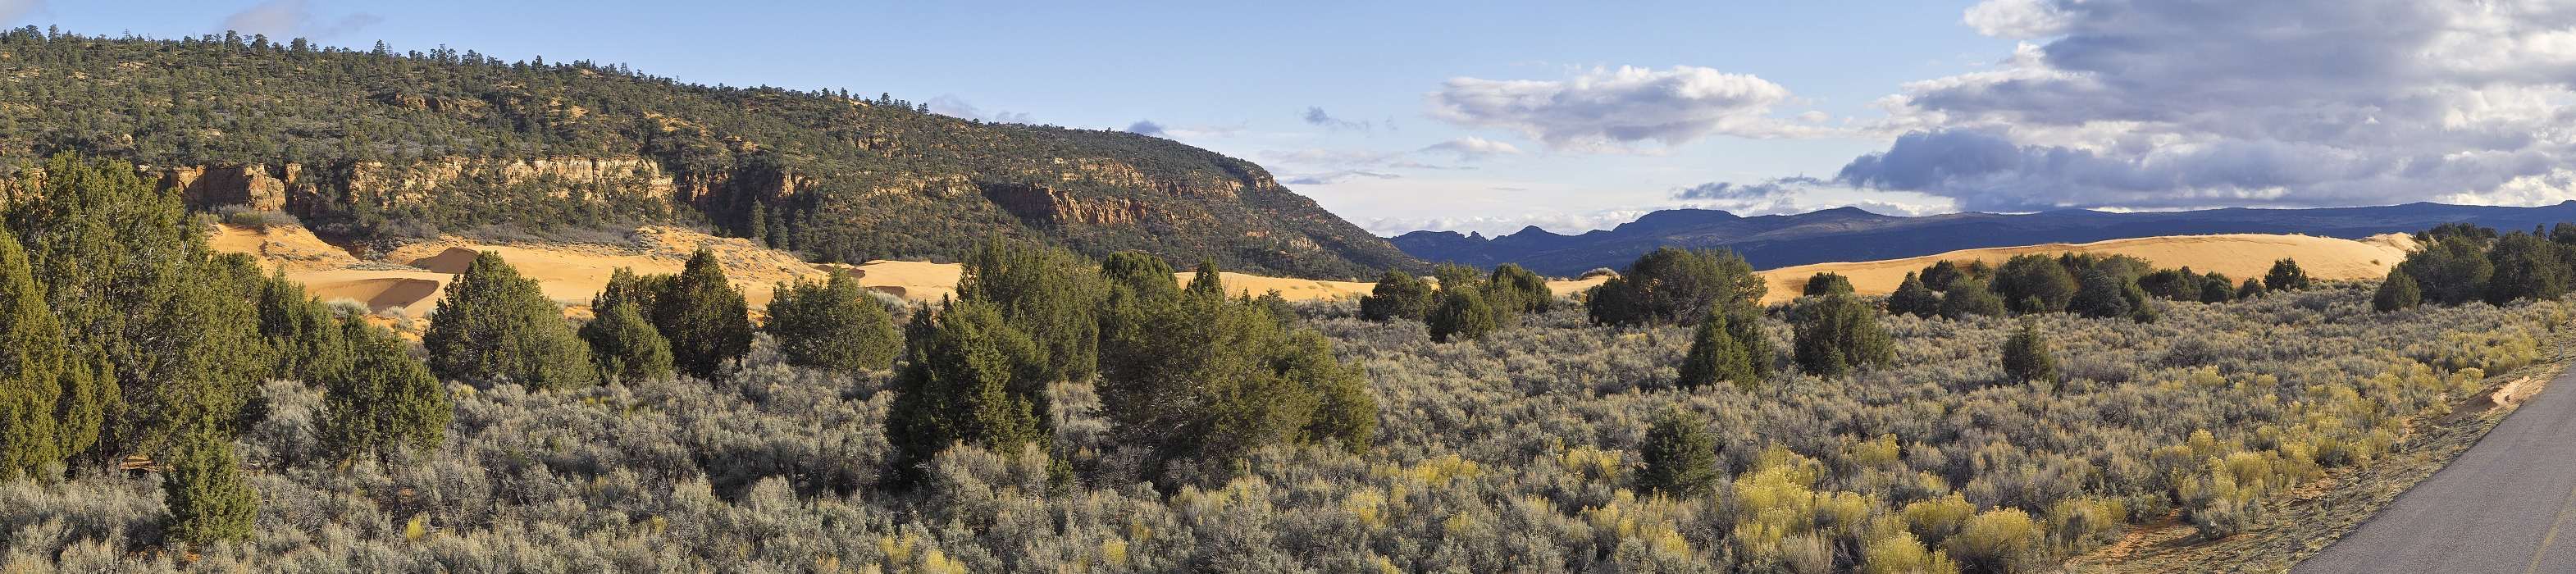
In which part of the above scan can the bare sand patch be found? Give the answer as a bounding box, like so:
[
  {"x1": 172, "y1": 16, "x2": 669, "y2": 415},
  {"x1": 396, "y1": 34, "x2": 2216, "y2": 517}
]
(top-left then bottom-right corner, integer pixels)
[{"x1": 1753, "y1": 233, "x2": 2412, "y2": 305}]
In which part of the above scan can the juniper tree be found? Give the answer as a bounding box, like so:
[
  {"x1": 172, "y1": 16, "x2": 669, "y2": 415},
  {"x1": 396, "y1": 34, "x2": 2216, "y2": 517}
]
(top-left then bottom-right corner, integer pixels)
[
  {"x1": 1678, "y1": 309, "x2": 1759, "y2": 390},
  {"x1": 0, "y1": 231, "x2": 69, "y2": 478},
  {"x1": 1636, "y1": 409, "x2": 1719, "y2": 498},
  {"x1": 1995, "y1": 254, "x2": 2077, "y2": 313},
  {"x1": 2404, "y1": 236, "x2": 2492, "y2": 305},
  {"x1": 766, "y1": 271, "x2": 900, "y2": 372},
  {"x1": 1803, "y1": 272, "x2": 1855, "y2": 297},
  {"x1": 653, "y1": 248, "x2": 754, "y2": 381},
  {"x1": 2236, "y1": 277, "x2": 2267, "y2": 300},
  {"x1": 2068, "y1": 268, "x2": 2133, "y2": 320},
  {"x1": 2483, "y1": 233, "x2": 2568, "y2": 304},
  {"x1": 1939, "y1": 278, "x2": 2007, "y2": 320},
  {"x1": 1100, "y1": 251, "x2": 1178, "y2": 298},
  {"x1": 1428, "y1": 288, "x2": 1499, "y2": 343},
  {"x1": 162, "y1": 427, "x2": 257, "y2": 545},
  {"x1": 5, "y1": 153, "x2": 254, "y2": 462},
  {"x1": 1358, "y1": 270, "x2": 1434, "y2": 322},
  {"x1": 1793, "y1": 294, "x2": 1894, "y2": 377},
  {"x1": 1887, "y1": 271, "x2": 1941, "y2": 318},
  {"x1": 423, "y1": 251, "x2": 598, "y2": 390},
  {"x1": 1919, "y1": 260, "x2": 1967, "y2": 291},
  {"x1": 1097, "y1": 262, "x2": 1377, "y2": 482},
  {"x1": 2373, "y1": 269, "x2": 2422, "y2": 312},
  {"x1": 254, "y1": 270, "x2": 351, "y2": 382},
  {"x1": 2199, "y1": 271, "x2": 2236, "y2": 303},
  {"x1": 323, "y1": 317, "x2": 451, "y2": 460},
  {"x1": 885, "y1": 298, "x2": 1046, "y2": 484},
  {"x1": 1586, "y1": 248, "x2": 1765, "y2": 326},
  {"x1": 580, "y1": 269, "x2": 674, "y2": 382},
  {"x1": 2263, "y1": 258, "x2": 2310, "y2": 292},
  {"x1": 2000, "y1": 318, "x2": 2057, "y2": 385},
  {"x1": 1486, "y1": 263, "x2": 1553, "y2": 314},
  {"x1": 959, "y1": 239, "x2": 1103, "y2": 385}
]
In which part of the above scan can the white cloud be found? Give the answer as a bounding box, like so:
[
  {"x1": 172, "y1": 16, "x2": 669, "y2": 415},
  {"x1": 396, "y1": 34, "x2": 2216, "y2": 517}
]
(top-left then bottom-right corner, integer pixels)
[
  {"x1": 1367, "y1": 209, "x2": 1657, "y2": 237},
  {"x1": 1124, "y1": 119, "x2": 1241, "y2": 139},
  {"x1": 1962, "y1": 0, "x2": 2070, "y2": 39},
  {"x1": 220, "y1": 0, "x2": 381, "y2": 39},
  {"x1": 926, "y1": 94, "x2": 1033, "y2": 124},
  {"x1": 1302, "y1": 107, "x2": 1371, "y2": 131},
  {"x1": 1283, "y1": 170, "x2": 1402, "y2": 186},
  {"x1": 1418, "y1": 137, "x2": 1525, "y2": 160},
  {"x1": 1836, "y1": 0, "x2": 2576, "y2": 212},
  {"x1": 1428, "y1": 66, "x2": 1837, "y2": 152}
]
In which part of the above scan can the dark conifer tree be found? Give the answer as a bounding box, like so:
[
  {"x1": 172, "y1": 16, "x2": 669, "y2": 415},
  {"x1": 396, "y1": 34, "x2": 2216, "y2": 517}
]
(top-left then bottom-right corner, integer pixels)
[
  {"x1": 653, "y1": 248, "x2": 753, "y2": 381},
  {"x1": 1792, "y1": 294, "x2": 1894, "y2": 377},
  {"x1": 162, "y1": 428, "x2": 256, "y2": 545},
  {"x1": 2068, "y1": 268, "x2": 2134, "y2": 320},
  {"x1": 2263, "y1": 258, "x2": 2311, "y2": 292},
  {"x1": 0, "y1": 231, "x2": 70, "y2": 478},
  {"x1": 1585, "y1": 248, "x2": 1765, "y2": 326},
  {"x1": 323, "y1": 317, "x2": 451, "y2": 461},
  {"x1": 885, "y1": 298, "x2": 1046, "y2": 483},
  {"x1": 1636, "y1": 409, "x2": 1719, "y2": 499},
  {"x1": 1428, "y1": 288, "x2": 1498, "y2": 344},
  {"x1": 1803, "y1": 272, "x2": 1855, "y2": 297},
  {"x1": 2000, "y1": 318, "x2": 2058, "y2": 385},
  {"x1": 2374, "y1": 268, "x2": 2422, "y2": 312},
  {"x1": 1887, "y1": 271, "x2": 1941, "y2": 318},
  {"x1": 254, "y1": 271, "x2": 351, "y2": 382},
  {"x1": 1358, "y1": 270, "x2": 1434, "y2": 322},
  {"x1": 1995, "y1": 254, "x2": 2077, "y2": 313},
  {"x1": 1939, "y1": 278, "x2": 2008, "y2": 320},
  {"x1": 1485, "y1": 263, "x2": 1553, "y2": 314},
  {"x1": 580, "y1": 269, "x2": 674, "y2": 382},
  {"x1": 423, "y1": 251, "x2": 598, "y2": 390},
  {"x1": 2198, "y1": 272, "x2": 2236, "y2": 303},
  {"x1": 766, "y1": 271, "x2": 900, "y2": 372},
  {"x1": 1678, "y1": 309, "x2": 1758, "y2": 390}
]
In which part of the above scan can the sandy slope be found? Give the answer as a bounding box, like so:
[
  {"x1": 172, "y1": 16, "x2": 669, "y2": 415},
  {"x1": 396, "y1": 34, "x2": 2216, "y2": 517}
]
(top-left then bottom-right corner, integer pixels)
[
  {"x1": 1752, "y1": 233, "x2": 2414, "y2": 304},
  {"x1": 213, "y1": 223, "x2": 836, "y2": 317},
  {"x1": 214, "y1": 224, "x2": 2410, "y2": 317}
]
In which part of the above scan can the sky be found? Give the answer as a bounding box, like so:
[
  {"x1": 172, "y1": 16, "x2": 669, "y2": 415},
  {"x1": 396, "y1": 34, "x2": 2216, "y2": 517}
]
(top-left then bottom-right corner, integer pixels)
[{"x1": 10, "y1": 1, "x2": 2576, "y2": 237}]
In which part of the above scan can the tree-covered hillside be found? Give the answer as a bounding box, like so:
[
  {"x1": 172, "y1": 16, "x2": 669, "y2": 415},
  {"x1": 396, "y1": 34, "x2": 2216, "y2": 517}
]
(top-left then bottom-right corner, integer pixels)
[{"x1": 0, "y1": 27, "x2": 1416, "y2": 277}]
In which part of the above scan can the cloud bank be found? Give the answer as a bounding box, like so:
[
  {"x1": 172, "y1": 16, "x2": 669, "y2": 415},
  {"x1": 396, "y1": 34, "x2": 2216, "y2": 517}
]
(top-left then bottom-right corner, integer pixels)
[
  {"x1": 1836, "y1": 0, "x2": 2576, "y2": 212},
  {"x1": 1429, "y1": 66, "x2": 1835, "y2": 151},
  {"x1": 221, "y1": 0, "x2": 381, "y2": 39}
]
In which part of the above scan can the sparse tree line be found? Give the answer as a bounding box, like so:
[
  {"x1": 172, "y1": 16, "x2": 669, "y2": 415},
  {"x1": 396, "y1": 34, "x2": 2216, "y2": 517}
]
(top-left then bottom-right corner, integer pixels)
[
  {"x1": 2369, "y1": 222, "x2": 2576, "y2": 312},
  {"x1": 1, "y1": 153, "x2": 1374, "y2": 555}
]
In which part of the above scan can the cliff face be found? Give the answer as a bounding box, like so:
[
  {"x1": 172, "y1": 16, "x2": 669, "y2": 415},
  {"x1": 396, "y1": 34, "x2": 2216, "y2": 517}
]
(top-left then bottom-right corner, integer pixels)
[{"x1": 0, "y1": 33, "x2": 1420, "y2": 278}]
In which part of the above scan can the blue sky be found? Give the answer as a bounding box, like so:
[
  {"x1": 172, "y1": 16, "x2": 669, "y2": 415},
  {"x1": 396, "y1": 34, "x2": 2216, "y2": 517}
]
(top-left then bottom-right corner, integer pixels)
[{"x1": 12, "y1": 1, "x2": 2576, "y2": 237}]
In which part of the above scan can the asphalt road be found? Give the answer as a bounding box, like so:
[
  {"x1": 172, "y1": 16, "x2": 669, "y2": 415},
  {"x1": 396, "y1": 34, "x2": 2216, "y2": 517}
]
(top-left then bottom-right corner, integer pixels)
[{"x1": 2296, "y1": 364, "x2": 2576, "y2": 573}]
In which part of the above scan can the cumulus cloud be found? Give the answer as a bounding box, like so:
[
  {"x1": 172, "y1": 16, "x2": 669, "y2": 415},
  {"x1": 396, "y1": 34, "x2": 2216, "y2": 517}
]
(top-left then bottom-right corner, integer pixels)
[
  {"x1": 1429, "y1": 66, "x2": 1835, "y2": 151},
  {"x1": 1283, "y1": 170, "x2": 1402, "y2": 186},
  {"x1": 1124, "y1": 119, "x2": 1241, "y2": 139},
  {"x1": 1671, "y1": 176, "x2": 1827, "y2": 201},
  {"x1": 1302, "y1": 107, "x2": 1371, "y2": 131},
  {"x1": 926, "y1": 95, "x2": 1033, "y2": 124},
  {"x1": 221, "y1": 0, "x2": 381, "y2": 39},
  {"x1": 1419, "y1": 137, "x2": 1525, "y2": 160},
  {"x1": 1838, "y1": 0, "x2": 2576, "y2": 212},
  {"x1": 1367, "y1": 209, "x2": 1657, "y2": 236},
  {"x1": 1667, "y1": 176, "x2": 1954, "y2": 217}
]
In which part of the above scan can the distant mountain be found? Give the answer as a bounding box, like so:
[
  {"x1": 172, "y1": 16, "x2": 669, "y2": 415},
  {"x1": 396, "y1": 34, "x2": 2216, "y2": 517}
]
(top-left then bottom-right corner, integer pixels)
[{"x1": 1391, "y1": 203, "x2": 2576, "y2": 276}]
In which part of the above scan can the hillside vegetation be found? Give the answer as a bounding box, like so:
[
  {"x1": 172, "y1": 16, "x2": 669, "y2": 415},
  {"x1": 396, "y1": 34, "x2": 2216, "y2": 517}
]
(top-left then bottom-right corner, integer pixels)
[{"x1": 0, "y1": 27, "x2": 1413, "y2": 277}]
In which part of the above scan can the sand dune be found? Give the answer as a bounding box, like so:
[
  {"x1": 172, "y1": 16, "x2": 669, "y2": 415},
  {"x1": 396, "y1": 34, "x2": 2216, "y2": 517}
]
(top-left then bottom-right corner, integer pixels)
[
  {"x1": 215, "y1": 222, "x2": 2406, "y2": 320},
  {"x1": 1753, "y1": 233, "x2": 2414, "y2": 304}
]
